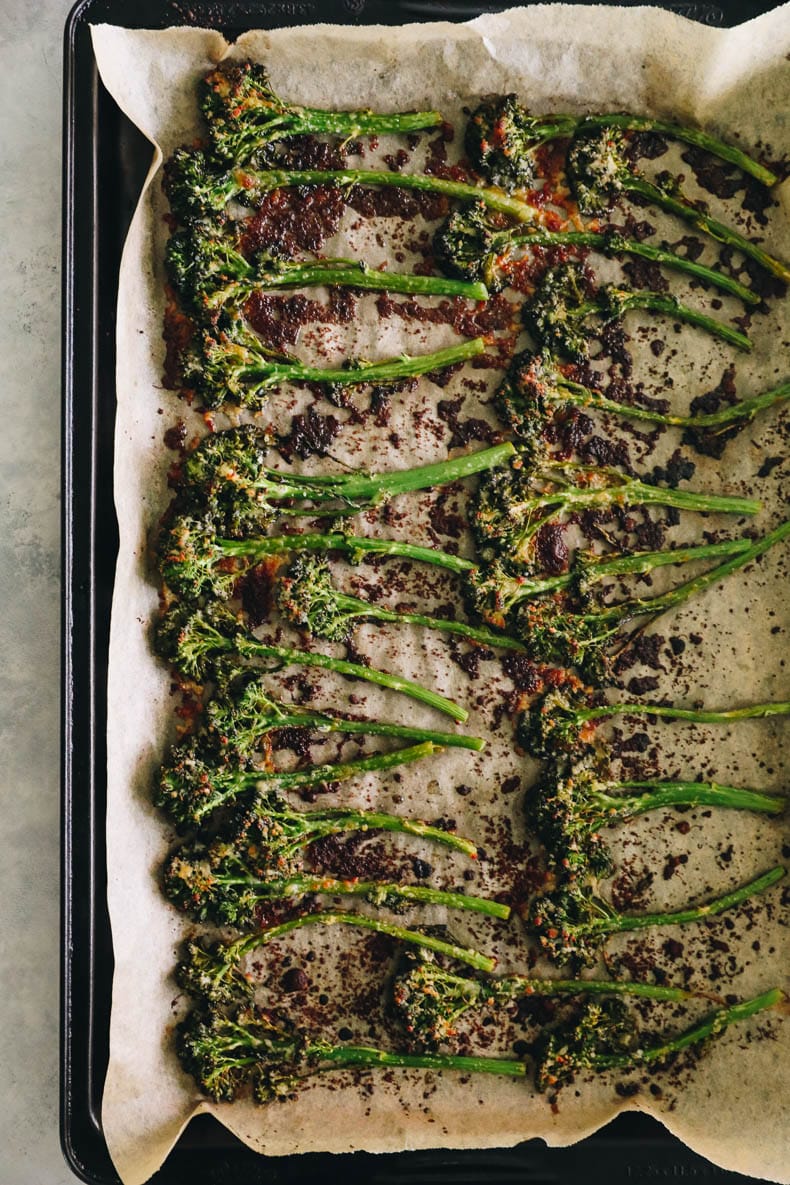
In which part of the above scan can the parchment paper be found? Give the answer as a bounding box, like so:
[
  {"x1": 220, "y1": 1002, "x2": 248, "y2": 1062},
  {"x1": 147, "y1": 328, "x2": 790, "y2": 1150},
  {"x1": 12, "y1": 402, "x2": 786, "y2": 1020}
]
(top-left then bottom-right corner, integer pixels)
[{"x1": 91, "y1": 8, "x2": 790, "y2": 1183}]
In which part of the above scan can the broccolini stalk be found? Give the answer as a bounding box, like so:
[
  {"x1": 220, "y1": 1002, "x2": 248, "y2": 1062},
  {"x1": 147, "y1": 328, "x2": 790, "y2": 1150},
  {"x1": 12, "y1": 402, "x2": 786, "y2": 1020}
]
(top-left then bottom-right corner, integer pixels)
[
  {"x1": 469, "y1": 538, "x2": 751, "y2": 628},
  {"x1": 164, "y1": 833, "x2": 511, "y2": 927},
  {"x1": 164, "y1": 147, "x2": 541, "y2": 227},
  {"x1": 464, "y1": 95, "x2": 779, "y2": 190},
  {"x1": 179, "y1": 318, "x2": 487, "y2": 411},
  {"x1": 156, "y1": 738, "x2": 448, "y2": 829},
  {"x1": 160, "y1": 508, "x2": 751, "y2": 641},
  {"x1": 472, "y1": 460, "x2": 759, "y2": 570},
  {"x1": 526, "y1": 763, "x2": 785, "y2": 882},
  {"x1": 155, "y1": 603, "x2": 469, "y2": 722},
  {"x1": 202, "y1": 677, "x2": 485, "y2": 754},
  {"x1": 498, "y1": 349, "x2": 790, "y2": 442},
  {"x1": 177, "y1": 779, "x2": 477, "y2": 868},
  {"x1": 160, "y1": 517, "x2": 476, "y2": 603},
  {"x1": 434, "y1": 204, "x2": 758, "y2": 305},
  {"x1": 506, "y1": 516, "x2": 790, "y2": 681},
  {"x1": 176, "y1": 425, "x2": 515, "y2": 536},
  {"x1": 535, "y1": 989, "x2": 785, "y2": 1091},
  {"x1": 199, "y1": 61, "x2": 444, "y2": 163},
  {"x1": 520, "y1": 687, "x2": 790, "y2": 761},
  {"x1": 177, "y1": 1005, "x2": 526, "y2": 1104},
  {"x1": 277, "y1": 554, "x2": 525, "y2": 652},
  {"x1": 178, "y1": 912, "x2": 498, "y2": 1006},
  {"x1": 523, "y1": 263, "x2": 752, "y2": 361},
  {"x1": 166, "y1": 226, "x2": 488, "y2": 321},
  {"x1": 176, "y1": 987, "x2": 784, "y2": 1102},
  {"x1": 526, "y1": 866, "x2": 786, "y2": 967},
  {"x1": 392, "y1": 947, "x2": 704, "y2": 1051},
  {"x1": 567, "y1": 128, "x2": 790, "y2": 283}
]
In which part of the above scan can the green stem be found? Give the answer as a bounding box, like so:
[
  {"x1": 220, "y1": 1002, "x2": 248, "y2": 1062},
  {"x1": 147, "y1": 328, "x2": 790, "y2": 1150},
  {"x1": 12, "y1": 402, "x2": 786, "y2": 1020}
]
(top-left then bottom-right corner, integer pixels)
[
  {"x1": 230, "y1": 441, "x2": 515, "y2": 507},
  {"x1": 238, "y1": 706, "x2": 484, "y2": 750},
  {"x1": 591, "y1": 988, "x2": 785, "y2": 1072},
  {"x1": 587, "y1": 866, "x2": 786, "y2": 936},
  {"x1": 221, "y1": 532, "x2": 477, "y2": 576},
  {"x1": 609, "y1": 289, "x2": 752, "y2": 352},
  {"x1": 187, "y1": 742, "x2": 441, "y2": 822},
  {"x1": 234, "y1": 165, "x2": 538, "y2": 222},
  {"x1": 504, "y1": 228, "x2": 759, "y2": 306},
  {"x1": 290, "y1": 111, "x2": 444, "y2": 137},
  {"x1": 553, "y1": 373, "x2": 790, "y2": 429},
  {"x1": 219, "y1": 108, "x2": 445, "y2": 145},
  {"x1": 230, "y1": 909, "x2": 498, "y2": 972},
  {"x1": 581, "y1": 700, "x2": 790, "y2": 726},
  {"x1": 500, "y1": 538, "x2": 751, "y2": 598},
  {"x1": 528, "y1": 468, "x2": 760, "y2": 519},
  {"x1": 499, "y1": 975, "x2": 699, "y2": 1003},
  {"x1": 598, "y1": 780, "x2": 785, "y2": 821},
  {"x1": 214, "y1": 873, "x2": 511, "y2": 919},
  {"x1": 238, "y1": 337, "x2": 486, "y2": 399},
  {"x1": 575, "y1": 115, "x2": 779, "y2": 187},
  {"x1": 626, "y1": 173, "x2": 790, "y2": 284},
  {"x1": 227, "y1": 636, "x2": 468, "y2": 722},
  {"x1": 326, "y1": 589, "x2": 525, "y2": 652},
  {"x1": 257, "y1": 261, "x2": 488, "y2": 301},
  {"x1": 308, "y1": 1043, "x2": 526, "y2": 1077},
  {"x1": 208, "y1": 692, "x2": 483, "y2": 751},
  {"x1": 593, "y1": 516, "x2": 790, "y2": 623},
  {"x1": 295, "y1": 804, "x2": 479, "y2": 857}
]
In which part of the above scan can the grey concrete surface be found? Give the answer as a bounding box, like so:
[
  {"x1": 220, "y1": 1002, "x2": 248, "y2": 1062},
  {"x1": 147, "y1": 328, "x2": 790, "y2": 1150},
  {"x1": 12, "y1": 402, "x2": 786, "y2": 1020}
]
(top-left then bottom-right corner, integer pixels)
[{"x1": 0, "y1": 1, "x2": 80, "y2": 1181}]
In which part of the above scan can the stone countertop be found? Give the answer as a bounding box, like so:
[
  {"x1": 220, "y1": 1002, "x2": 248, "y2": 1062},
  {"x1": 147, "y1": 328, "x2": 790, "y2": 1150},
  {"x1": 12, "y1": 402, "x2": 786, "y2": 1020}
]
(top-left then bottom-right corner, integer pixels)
[{"x1": 1, "y1": 1, "x2": 80, "y2": 1181}]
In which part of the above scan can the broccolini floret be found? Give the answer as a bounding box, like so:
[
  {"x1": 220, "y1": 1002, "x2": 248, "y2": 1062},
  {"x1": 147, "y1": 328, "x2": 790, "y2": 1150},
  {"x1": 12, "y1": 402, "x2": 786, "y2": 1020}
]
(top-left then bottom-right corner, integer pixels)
[
  {"x1": 519, "y1": 687, "x2": 790, "y2": 762},
  {"x1": 523, "y1": 262, "x2": 752, "y2": 361},
  {"x1": 199, "y1": 61, "x2": 444, "y2": 164},
  {"x1": 525, "y1": 866, "x2": 786, "y2": 967},
  {"x1": 464, "y1": 95, "x2": 779, "y2": 189},
  {"x1": 567, "y1": 128, "x2": 790, "y2": 283},
  {"x1": 525, "y1": 762, "x2": 784, "y2": 882}
]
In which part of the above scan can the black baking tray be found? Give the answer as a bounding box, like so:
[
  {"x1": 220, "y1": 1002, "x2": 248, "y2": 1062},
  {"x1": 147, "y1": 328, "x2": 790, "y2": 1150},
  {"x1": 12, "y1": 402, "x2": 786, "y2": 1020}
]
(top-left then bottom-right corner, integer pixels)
[{"x1": 61, "y1": 1, "x2": 783, "y2": 1182}]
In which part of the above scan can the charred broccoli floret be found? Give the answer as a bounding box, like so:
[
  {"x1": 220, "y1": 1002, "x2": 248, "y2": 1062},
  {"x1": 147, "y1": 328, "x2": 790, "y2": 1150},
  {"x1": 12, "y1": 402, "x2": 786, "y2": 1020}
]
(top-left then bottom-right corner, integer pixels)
[
  {"x1": 511, "y1": 516, "x2": 790, "y2": 678},
  {"x1": 163, "y1": 147, "x2": 241, "y2": 225},
  {"x1": 523, "y1": 262, "x2": 751, "y2": 361},
  {"x1": 158, "y1": 512, "x2": 479, "y2": 603},
  {"x1": 201, "y1": 675, "x2": 485, "y2": 755},
  {"x1": 164, "y1": 147, "x2": 540, "y2": 226},
  {"x1": 276, "y1": 553, "x2": 524, "y2": 652},
  {"x1": 177, "y1": 1003, "x2": 529, "y2": 1104},
  {"x1": 174, "y1": 426, "x2": 514, "y2": 537},
  {"x1": 471, "y1": 455, "x2": 759, "y2": 570},
  {"x1": 534, "y1": 988, "x2": 785, "y2": 1091},
  {"x1": 177, "y1": 911, "x2": 497, "y2": 1007},
  {"x1": 464, "y1": 95, "x2": 550, "y2": 189},
  {"x1": 534, "y1": 998, "x2": 636, "y2": 1091},
  {"x1": 166, "y1": 225, "x2": 487, "y2": 319},
  {"x1": 392, "y1": 948, "x2": 700, "y2": 1053}
]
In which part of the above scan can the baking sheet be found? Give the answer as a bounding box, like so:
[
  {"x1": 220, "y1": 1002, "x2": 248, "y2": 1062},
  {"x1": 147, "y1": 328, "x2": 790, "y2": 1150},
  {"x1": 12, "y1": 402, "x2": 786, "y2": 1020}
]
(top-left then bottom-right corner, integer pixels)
[{"x1": 91, "y1": 7, "x2": 790, "y2": 1183}]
